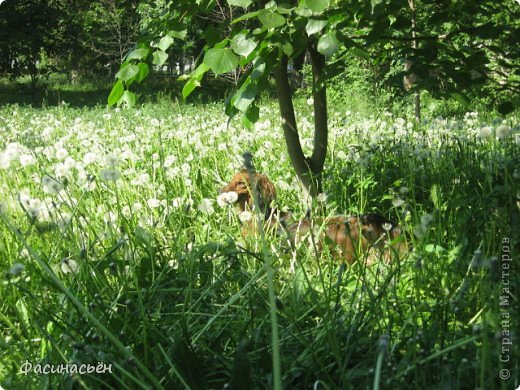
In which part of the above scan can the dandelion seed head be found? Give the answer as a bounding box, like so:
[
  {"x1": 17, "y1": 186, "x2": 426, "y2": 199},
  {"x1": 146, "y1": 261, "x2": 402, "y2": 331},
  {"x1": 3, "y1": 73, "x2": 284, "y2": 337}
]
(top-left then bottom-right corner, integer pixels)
[
  {"x1": 61, "y1": 258, "x2": 79, "y2": 274},
  {"x1": 42, "y1": 175, "x2": 64, "y2": 195},
  {"x1": 147, "y1": 198, "x2": 162, "y2": 209},
  {"x1": 496, "y1": 124, "x2": 512, "y2": 140},
  {"x1": 478, "y1": 126, "x2": 493, "y2": 139},
  {"x1": 239, "y1": 211, "x2": 253, "y2": 223},
  {"x1": 198, "y1": 198, "x2": 215, "y2": 214},
  {"x1": 316, "y1": 193, "x2": 328, "y2": 203},
  {"x1": 217, "y1": 191, "x2": 238, "y2": 207}
]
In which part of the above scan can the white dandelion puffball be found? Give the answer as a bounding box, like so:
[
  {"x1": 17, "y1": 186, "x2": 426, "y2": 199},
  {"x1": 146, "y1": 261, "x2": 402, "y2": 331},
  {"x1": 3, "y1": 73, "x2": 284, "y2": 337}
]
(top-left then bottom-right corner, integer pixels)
[
  {"x1": 198, "y1": 198, "x2": 215, "y2": 215},
  {"x1": 217, "y1": 191, "x2": 238, "y2": 207},
  {"x1": 61, "y1": 258, "x2": 79, "y2": 274},
  {"x1": 42, "y1": 175, "x2": 64, "y2": 195},
  {"x1": 496, "y1": 124, "x2": 512, "y2": 140},
  {"x1": 239, "y1": 211, "x2": 253, "y2": 223},
  {"x1": 478, "y1": 126, "x2": 493, "y2": 139}
]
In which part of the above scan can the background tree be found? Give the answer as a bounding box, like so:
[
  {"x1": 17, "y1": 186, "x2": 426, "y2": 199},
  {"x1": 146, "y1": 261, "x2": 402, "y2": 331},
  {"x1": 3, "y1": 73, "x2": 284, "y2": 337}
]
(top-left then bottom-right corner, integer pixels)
[{"x1": 0, "y1": 0, "x2": 61, "y2": 87}]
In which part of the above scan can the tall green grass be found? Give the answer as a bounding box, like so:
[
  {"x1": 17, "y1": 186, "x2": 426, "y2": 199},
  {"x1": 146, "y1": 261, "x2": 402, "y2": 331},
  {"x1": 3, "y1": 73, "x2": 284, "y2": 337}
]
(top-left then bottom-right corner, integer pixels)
[{"x1": 0, "y1": 89, "x2": 518, "y2": 388}]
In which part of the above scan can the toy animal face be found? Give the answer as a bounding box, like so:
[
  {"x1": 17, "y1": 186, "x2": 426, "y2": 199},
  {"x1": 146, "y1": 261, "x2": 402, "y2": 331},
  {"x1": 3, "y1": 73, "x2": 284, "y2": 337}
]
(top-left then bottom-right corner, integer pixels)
[{"x1": 220, "y1": 169, "x2": 276, "y2": 212}]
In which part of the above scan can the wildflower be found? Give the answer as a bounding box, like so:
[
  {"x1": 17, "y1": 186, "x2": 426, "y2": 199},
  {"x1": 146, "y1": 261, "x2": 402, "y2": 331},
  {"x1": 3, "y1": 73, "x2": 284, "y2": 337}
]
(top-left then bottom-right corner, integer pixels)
[
  {"x1": 217, "y1": 191, "x2": 238, "y2": 207},
  {"x1": 19, "y1": 154, "x2": 36, "y2": 167},
  {"x1": 478, "y1": 126, "x2": 493, "y2": 139},
  {"x1": 147, "y1": 198, "x2": 162, "y2": 209},
  {"x1": 83, "y1": 152, "x2": 98, "y2": 165},
  {"x1": 104, "y1": 152, "x2": 120, "y2": 168},
  {"x1": 336, "y1": 150, "x2": 347, "y2": 160},
  {"x1": 316, "y1": 193, "x2": 328, "y2": 203},
  {"x1": 306, "y1": 97, "x2": 314, "y2": 106},
  {"x1": 103, "y1": 211, "x2": 117, "y2": 225},
  {"x1": 382, "y1": 222, "x2": 393, "y2": 231},
  {"x1": 198, "y1": 198, "x2": 215, "y2": 215},
  {"x1": 131, "y1": 172, "x2": 150, "y2": 186},
  {"x1": 61, "y1": 258, "x2": 79, "y2": 274},
  {"x1": 392, "y1": 198, "x2": 405, "y2": 208},
  {"x1": 239, "y1": 211, "x2": 253, "y2": 223},
  {"x1": 121, "y1": 205, "x2": 132, "y2": 218},
  {"x1": 55, "y1": 147, "x2": 69, "y2": 160},
  {"x1": 496, "y1": 124, "x2": 512, "y2": 140},
  {"x1": 163, "y1": 155, "x2": 176, "y2": 168},
  {"x1": 42, "y1": 175, "x2": 64, "y2": 195}
]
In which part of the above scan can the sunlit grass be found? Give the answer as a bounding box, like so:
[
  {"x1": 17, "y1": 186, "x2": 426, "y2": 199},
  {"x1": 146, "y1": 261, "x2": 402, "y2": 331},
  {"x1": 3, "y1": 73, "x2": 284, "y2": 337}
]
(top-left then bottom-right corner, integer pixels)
[{"x1": 0, "y1": 98, "x2": 518, "y2": 388}]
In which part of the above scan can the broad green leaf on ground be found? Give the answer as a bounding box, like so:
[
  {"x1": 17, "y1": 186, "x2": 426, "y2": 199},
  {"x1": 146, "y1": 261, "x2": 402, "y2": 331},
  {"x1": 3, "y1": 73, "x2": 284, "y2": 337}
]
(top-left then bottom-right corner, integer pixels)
[
  {"x1": 227, "y1": 0, "x2": 253, "y2": 8},
  {"x1": 258, "y1": 9, "x2": 286, "y2": 29},
  {"x1": 204, "y1": 48, "x2": 239, "y2": 74},
  {"x1": 126, "y1": 48, "x2": 150, "y2": 61},
  {"x1": 304, "y1": 0, "x2": 330, "y2": 13},
  {"x1": 152, "y1": 50, "x2": 169, "y2": 66},
  {"x1": 107, "y1": 80, "x2": 124, "y2": 106},
  {"x1": 317, "y1": 32, "x2": 340, "y2": 57},
  {"x1": 116, "y1": 63, "x2": 139, "y2": 82},
  {"x1": 306, "y1": 19, "x2": 328, "y2": 36},
  {"x1": 231, "y1": 32, "x2": 258, "y2": 57}
]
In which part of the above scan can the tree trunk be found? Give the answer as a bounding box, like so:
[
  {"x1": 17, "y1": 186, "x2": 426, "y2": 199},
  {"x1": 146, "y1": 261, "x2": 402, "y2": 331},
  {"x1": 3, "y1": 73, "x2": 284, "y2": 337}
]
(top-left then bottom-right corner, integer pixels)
[
  {"x1": 308, "y1": 42, "x2": 328, "y2": 189},
  {"x1": 274, "y1": 50, "x2": 328, "y2": 198},
  {"x1": 409, "y1": 0, "x2": 421, "y2": 123}
]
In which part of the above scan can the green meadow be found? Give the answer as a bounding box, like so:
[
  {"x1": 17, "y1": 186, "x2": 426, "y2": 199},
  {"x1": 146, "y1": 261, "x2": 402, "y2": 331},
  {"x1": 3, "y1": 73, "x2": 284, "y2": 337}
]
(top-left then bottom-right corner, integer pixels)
[{"x1": 0, "y1": 80, "x2": 518, "y2": 389}]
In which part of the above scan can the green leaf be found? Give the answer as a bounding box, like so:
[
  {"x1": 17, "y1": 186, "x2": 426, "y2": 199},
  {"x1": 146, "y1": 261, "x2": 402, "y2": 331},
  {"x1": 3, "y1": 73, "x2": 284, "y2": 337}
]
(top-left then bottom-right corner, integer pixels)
[
  {"x1": 451, "y1": 92, "x2": 469, "y2": 107},
  {"x1": 258, "y1": 9, "x2": 286, "y2": 28},
  {"x1": 231, "y1": 10, "x2": 259, "y2": 24},
  {"x1": 137, "y1": 63, "x2": 149, "y2": 83},
  {"x1": 304, "y1": 0, "x2": 330, "y2": 13},
  {"x1": 317, "y1": 32, "x2": 340, "y2": 57},
  {"x1": 227, "y1": 0, "x2": 252, "y2": 8},
  {"x1": 233, "y1": 82, "x2": 257, "y2": 112},
  {"x1": 306, "y1": 19, "x2": 328, "y2": 36},
  {"x1": 204, "y1": 48, "x2": 239, "y2": 74},
  {"x1": 158, "y1": 35, "x2": 174, "y2": 52},
  {"x1": 250, "y1": 57, "x2": 266, "y2": 80},
  {"x1": 119, "y1": 90, "x2": 136, "y2": 107},
  {"x1": 351, "y1": 47, "x2": 370, "y2": 60},
  {"x1": 168, "y1": 29, "x2": 187, "y2": 40},
  {"x1": 126, "y1": 48, "x2": 150, "y2": 61},
  {"x1": 116, "y1": 63, "x2": 139, "y2": 82},
  {"x1": 152, "y1": 50, "x2": 169, "y2": 66},
  {"x1": 242, "y1": 104, "x2": 260, "y2": 128},
  {"x1": 107, "y1": 80, "x2": 124, "y2": 106},
  {"x1": 231, "y1": 32, "x2": 258, "y2": 57},
  {"x1": 182, "y1": 78, "x2": 201, "y2": 99}
]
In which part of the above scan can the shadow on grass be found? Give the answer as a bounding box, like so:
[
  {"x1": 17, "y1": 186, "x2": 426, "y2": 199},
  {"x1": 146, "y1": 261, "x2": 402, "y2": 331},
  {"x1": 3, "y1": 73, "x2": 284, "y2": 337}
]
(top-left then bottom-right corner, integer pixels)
[{"x1": 0, "y1": 75, "x2": 233, "y2": 108}]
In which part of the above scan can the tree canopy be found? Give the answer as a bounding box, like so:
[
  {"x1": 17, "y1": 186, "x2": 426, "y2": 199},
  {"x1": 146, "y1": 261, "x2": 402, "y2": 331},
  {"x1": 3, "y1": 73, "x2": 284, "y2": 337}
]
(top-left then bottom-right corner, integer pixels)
[{"x1": 108, "y1": 0, "x2": 519, "y2": 194}]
